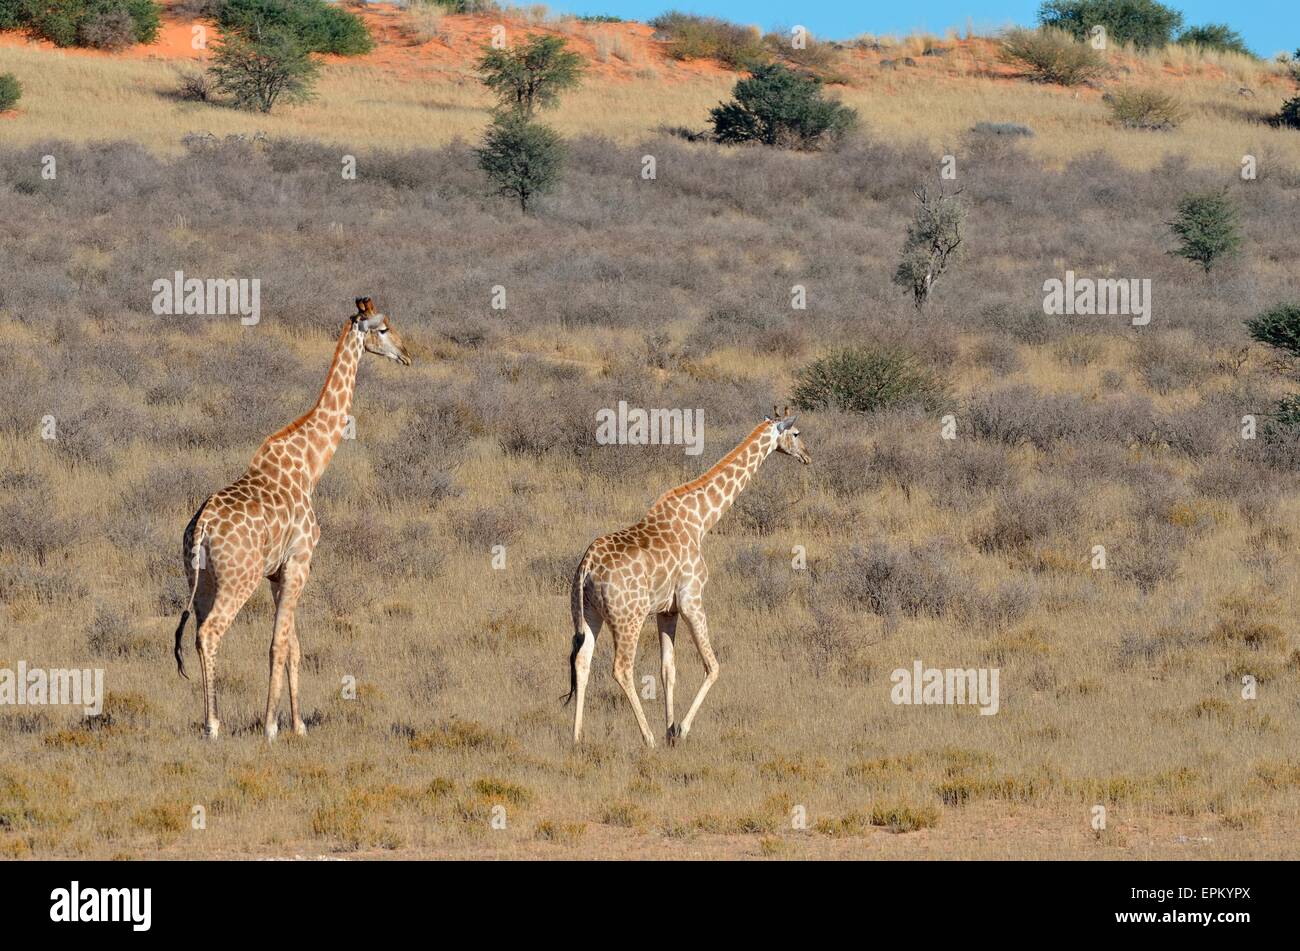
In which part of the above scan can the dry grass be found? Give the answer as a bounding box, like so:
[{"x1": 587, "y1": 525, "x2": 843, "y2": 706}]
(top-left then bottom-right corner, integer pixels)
[{"x1": 1, "y1": 8, "x2": 1299, "y2": 860}]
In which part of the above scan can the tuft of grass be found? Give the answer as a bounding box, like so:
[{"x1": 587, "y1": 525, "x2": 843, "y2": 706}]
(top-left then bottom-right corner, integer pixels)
[{"x1": 1107, "y1": 87, "x2": 1187, "y2": 129}]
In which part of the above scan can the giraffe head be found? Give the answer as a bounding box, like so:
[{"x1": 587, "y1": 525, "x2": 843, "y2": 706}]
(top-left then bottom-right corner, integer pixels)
[
  {"x1": 768, "y1": 405, "x2": 811, "y2": 465},
  {"x1": 353, "y1": 297, "x2": 412, "y2": 366}
]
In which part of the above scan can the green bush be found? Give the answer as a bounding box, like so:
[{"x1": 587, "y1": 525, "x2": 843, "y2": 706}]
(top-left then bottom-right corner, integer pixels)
[
  {"x1": 1246, "y1": 304, "x2": 1300, "y2": 358},
  {"x1": 0, "y1": 0, "x2": 24, "y2": 28},
  {"x1": 650, "y1": 11, "x2": 769, "y2": 70},
  {"x1": 0, "y1": 72, "x2": 21, "y2": 112},
  {"x1": 1177, "y1": 24, "x2": 1253, "y2": 56},
  {"x1": 209, "y1": 26, "x2": 319, "y2": 112},
  {"x1": 8, "y1": 0, "x2": 159, "y2": 47},
  {"x1": 1000, "y1": 27, "x2": 1107, "y2": 86},
  {"x1": 1275, "y1": 97, "x2": 1300, "y2": 131},
  {"x1": 791, "y1": 348, "x2": 948, "y2": 415},
  {"x1": 709, "y1": 63, "x2": 857, "y2": 150},
  {"x1": 1107, "y1": 87, "x2": 1185, "y2": 129},
  {"x1": 1039, "y1": 0, "x2": 1183, "y2": 50},
  {"x1": 476, "y1": 33, "x2": 585, "y2": 117},
  {"x1": 475, "y1": 111, "x2": 566, "y2": 214},
  {"x1": 217, "y1": 0, "x2": 373, "y2": 56},
  {"x1": 1168, "y1": 188, "x2": 1241, "y2": 273},
  {"x1": 1262, "y1": 395, "x2": 1300, "y2": 458}
]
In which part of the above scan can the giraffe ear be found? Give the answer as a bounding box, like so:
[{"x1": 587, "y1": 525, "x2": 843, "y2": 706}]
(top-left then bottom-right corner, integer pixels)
[
  {"x1": 355, "y1": 297, "x2": 374, "y2": 315},
  {"x1": 777, "y1": 415, "x2": 798, "y2": 432}
]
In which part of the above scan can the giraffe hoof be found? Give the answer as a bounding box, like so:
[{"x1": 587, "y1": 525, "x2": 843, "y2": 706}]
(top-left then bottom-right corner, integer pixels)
[
  {"x1": 204, "y1": 721, "x2": 221, "y2": 740},
  {"x1": 666, "y1": 724, "x2": 681, "y2": 746},
  {"x1": 265, "y1": 720, "x2": 279, "y2": 741},
  {"x1": 293, "y1": 721, "x2": 307, "y2": 737}
]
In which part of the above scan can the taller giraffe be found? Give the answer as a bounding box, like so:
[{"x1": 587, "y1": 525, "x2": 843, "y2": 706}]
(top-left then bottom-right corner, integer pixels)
[
  {"x1": 566, "y1": 408, "x2": 811, "y2": 747},
  {"x1": 174, "y1": 297, "x2": 411, "y2": 740}
]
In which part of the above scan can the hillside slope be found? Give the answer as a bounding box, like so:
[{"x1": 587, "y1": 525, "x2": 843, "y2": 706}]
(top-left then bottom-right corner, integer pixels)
[{"x1": 0, "y1": 3, "x2": 1295, "y2": 167}]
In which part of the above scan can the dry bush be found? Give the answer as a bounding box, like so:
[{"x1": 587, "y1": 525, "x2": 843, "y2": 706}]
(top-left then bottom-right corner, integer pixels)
[
  {"x1": 1107, "y1": 87, "x2": 1187, "y2": 130},
  {"x1": 1000, "y1": 28, "x2": 1106, "y2": 86},
  {"x1": 829, "y1": 542, "x2": 965, "y2": 618}
]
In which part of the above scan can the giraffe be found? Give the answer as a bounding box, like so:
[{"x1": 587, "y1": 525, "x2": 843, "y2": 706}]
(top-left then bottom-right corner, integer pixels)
[
  {"x1": 565, "y1": 407, "x2": 811, "y2": 747},
  {"x1": 173, "y1": 297, "x2": 411, "y2": 740}
]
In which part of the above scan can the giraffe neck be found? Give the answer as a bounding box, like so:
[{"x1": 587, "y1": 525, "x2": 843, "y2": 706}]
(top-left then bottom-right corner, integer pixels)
[
  {"x1": 253, "y1": 321, "x2": 363, "y2": 492},
  {"x1": 665, "y1": 422, "x2": 777, "y2": 538}
]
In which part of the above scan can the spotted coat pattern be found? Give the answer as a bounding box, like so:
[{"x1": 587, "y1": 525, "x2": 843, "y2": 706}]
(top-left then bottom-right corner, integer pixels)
[
  {"x1": 176, "y1": 298, "x2": 410, "y2": 739},
  {"x1": 568, "y1": 413, "x2": 811, "y2": 747}
]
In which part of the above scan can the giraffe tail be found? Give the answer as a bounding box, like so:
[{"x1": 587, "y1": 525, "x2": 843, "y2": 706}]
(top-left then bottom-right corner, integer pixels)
[
  {"x1": 175, "y1": 508, "x2": 208, "y2": 680},
  {"x1": 563, "y1": 557, "x2": 592, "y2": 706}
]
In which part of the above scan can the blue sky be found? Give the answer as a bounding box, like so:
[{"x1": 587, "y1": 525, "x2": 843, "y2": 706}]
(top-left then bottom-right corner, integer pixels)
[{"x1": 553, "y1": 1, "x2": 1299, "y2": 58}]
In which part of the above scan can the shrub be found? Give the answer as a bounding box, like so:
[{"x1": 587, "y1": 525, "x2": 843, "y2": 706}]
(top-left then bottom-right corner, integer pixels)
[
  {"x1": 893, "y1": 186, "x2": 966, "y2": 308},
  {"x1": 1038, "y1": 0, "x2": 1183, "y2": 50},
  {"x1": 709, "y1": 63, "x2": 857, "y2": 150},
  {"x1": 475, "y1": 111, "x2": 566, "y2": 213},
  {"x1": 476, "y1": 34, "x2": 585, "y2": 117},
  {"x1": 175, "y1": 68, "x2": 215, "y2": 102},
  {"x1": 78, "y1": 5, "x2": 136, "y2": 49},
  {"x1": 18, "y1": 0, "x2": 160, "y2": 48},
  {"x1": 0, "y1": 73, "x2": 20, "y2": 113},
  {"x1": 1168, "y1": 188, "x2": 1241, "y2": 273},
  {"x1": 1247, "y1": 304, "x2": 1300, "y2": 358},
  {"x1": 791, "y1": 348, "x2": 947, "y2": 415},
  {"x1": 1274, "y1": 97, "x2": 1300, "y2": 131},
  {"x1": 1000, "y1": 27, "x2": 1106, "y2": 85},
  {"x1": 831, "y1": 542, "x2": 963, "y2": 618},
  {"x1": 1177, "y1": 24, "x2": 1252, "y2": 56},
  {"x1": 216, "y1": 0, "x2": 373, "y2": 56},
  {"x1": 762, "y1": 28, "x2": 841, "y2": 75},
  {"x1": 209, "y1": 27, "x2": 320, "y2": 113},
  {"x1": 650, "y1": 11, "x2": 768, "y2": 70},
  {"x1": 1261, "y1": 395, "x2": 1300, "y2": 466},
  {"x1": 1107, "y1": 87, "x2": 1185, "y2": 129}
]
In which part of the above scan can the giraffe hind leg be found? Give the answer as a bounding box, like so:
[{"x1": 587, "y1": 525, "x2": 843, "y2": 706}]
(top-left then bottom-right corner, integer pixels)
[
  {"x1": 656, "y1": 613, "x2": 679, "y2": 744},
  {"x1": 196, "y1": 579, "x2": 255, "y2": 739},
  {"x1": 571, "y1": 611, "x2": 601, "y2": 744},
  {"x1": 611, "y1": 617, "x2": 655, "y2": 748}
]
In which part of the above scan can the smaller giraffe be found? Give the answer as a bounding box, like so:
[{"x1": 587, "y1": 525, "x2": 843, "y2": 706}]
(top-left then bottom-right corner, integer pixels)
[
  {"x1": 566, "y1": 407, "x2": 811, "y2": 747},
  {"x1": 174, "y1": 297, "x2": 411, "y2": 740}
]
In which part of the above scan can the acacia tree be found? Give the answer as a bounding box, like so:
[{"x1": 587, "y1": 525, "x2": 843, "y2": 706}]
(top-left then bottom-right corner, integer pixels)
[
  {"x1": 209, "y1": 27, "x2": 319, "y2": 113},
  {"x1": 1168, "y1": 188, "x2": 1241, "y2": 273},
  {"x1": 477, "y1": 34, "x2": 585, "y2": 116},
  {"x1": 1038, "y1": 0, "x2": 1183, "y2": 49},
  {"x1": 709, "y1": 63, "x2": 857, "y2": 150},
  {"x1": 892, "y1": 187, "x2": 967, "y2": 309},
  {"x1": 475, "y1": 111, "x2": 566, "y2": 213}
]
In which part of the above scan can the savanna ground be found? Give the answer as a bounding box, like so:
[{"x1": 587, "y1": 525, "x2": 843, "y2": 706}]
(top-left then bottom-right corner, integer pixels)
[{"x1": 2, "y1": 5, "x2": 1300, "y2": 860}]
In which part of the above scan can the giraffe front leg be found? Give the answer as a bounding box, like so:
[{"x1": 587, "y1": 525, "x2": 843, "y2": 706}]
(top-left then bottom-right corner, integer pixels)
[
  {"x1": 266, "y1": 555, "x2": 310, "y2": 742},
  {"x1": 656, "y1": 613, "x2": 679, "y2": 745},
  {"x1": 677, "y1": 598, "x2": 718, "y2": 741},
  {"x1": 287, "y1": 626, "x2": 306, "y2": 736}
]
